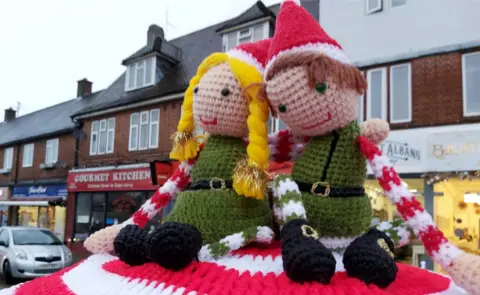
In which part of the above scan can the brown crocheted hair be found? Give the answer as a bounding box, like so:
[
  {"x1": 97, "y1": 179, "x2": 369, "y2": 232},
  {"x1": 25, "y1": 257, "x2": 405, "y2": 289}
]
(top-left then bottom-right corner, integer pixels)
[{"x1": 265, "y1": 52, "x2": 367, "y2": 95}]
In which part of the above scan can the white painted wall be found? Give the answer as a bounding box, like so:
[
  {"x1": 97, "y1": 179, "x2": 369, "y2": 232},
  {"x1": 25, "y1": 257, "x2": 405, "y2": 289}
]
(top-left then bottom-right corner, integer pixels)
[{"x1": 319, "y1": 0, "x2": 480, "y2": 64}]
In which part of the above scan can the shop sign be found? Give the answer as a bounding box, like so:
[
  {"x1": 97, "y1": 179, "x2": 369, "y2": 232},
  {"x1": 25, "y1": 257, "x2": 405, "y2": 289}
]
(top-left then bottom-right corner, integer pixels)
[
  {"x1": 427, "y1": 129, "x2": 480, "y2": 172},
  {"x1": 12, "y1": 184, "x2": 67, "y2": 198},
  {"x1": 368, "y1": 129, "x2": 426, "y2": 174},
  {"x1": 67, "y1": 166, "x2": 171, "y2": 192}
]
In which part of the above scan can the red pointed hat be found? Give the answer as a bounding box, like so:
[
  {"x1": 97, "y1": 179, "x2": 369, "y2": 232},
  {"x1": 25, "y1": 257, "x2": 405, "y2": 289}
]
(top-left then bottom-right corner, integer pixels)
[
  {"x1": 265, "y1": 0, "x2": 350, "y2": 76},
  {"x1": 227, "y1": 38, "x2": 272, "y2": 75}
]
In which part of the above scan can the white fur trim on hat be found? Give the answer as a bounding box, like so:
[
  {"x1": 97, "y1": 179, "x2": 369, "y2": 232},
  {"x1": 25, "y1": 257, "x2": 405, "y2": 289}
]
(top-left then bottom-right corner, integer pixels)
[
  {"x1": 265, "y1": 42, "x2": 350, "y2": 77},
  {"x1": 227, "y1": 49, "x2": 265, "y2": 74},
  {"x1": 282, "y1": 0, "x2": 301, "y2": 6}
]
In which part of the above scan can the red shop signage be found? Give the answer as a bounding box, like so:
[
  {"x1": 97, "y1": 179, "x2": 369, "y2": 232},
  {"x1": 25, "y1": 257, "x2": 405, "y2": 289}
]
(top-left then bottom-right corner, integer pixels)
[{"x1": 67, "y1": 165, "x2": 172, "y2": 192}]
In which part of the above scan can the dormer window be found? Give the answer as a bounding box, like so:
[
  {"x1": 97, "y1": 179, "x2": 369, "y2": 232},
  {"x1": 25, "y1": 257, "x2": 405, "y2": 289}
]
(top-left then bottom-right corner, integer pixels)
[
  {"x1": 125, "y1": 56, "x2": 156, "y2": 91},
  {"x1": 223, "y1": 22, "x2": 269, "y2": 52}
]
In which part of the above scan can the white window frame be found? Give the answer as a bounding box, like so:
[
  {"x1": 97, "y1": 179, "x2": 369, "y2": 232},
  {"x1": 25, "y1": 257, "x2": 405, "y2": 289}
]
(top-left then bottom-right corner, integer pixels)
[
  {"x1": 148, "y1": 109, "x2": 160, "y2": 149},
  {"x1": 90, "y1": 118, "x2": 115, "y2": 155},
  {"x1": 90, "y1": 121, "x2": 99, "y2": 155},
  {"x1": 389, "y1": 63, "x2": 412, "y2": 123},
  {"x1": 22, "y1": 143, "x2": 34, "y2": 168},
  {"x1": 45, "y1": 138, "x2": 59, "y2": 164},
  {"x1": 222, "y1": 21, "x2": 270, "y2": 52},
  {"x1": 106, "y1": 118, "x2": 115, "y2": 154},
  {"x1": 365, "y1": 0, "x2": 382, "y2": 14},
  {"x1": 3, "y1": 147, "x2": 13, "y2": 170},
  {"x1": 138, "y1": 111, "x2": 150, "y2": 151},
  {"x1": 237, "y1": 28, "x2": 253, "y2": 44},
  {"x1": 125, "y1": 56, "x2": 156, "y2": 92},
  {"x1": 366, "y1": 67, "x2": 387, "y2": 120},
  {"x1": 129, "y1": 113, "x2": 140, "y2": 151},
  {"x1": 462, "y1": 52, "x2": 480, "y2": 117}
]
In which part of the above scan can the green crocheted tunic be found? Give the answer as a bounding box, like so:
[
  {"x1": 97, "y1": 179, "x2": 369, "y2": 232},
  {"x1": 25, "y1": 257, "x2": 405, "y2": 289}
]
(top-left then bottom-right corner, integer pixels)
[
  {"x1": 163, "y1": 136, "x2": 272, "y2": 244},
  {"x1": 291, "y1": 122, "x2": 372, "y2": 238}
]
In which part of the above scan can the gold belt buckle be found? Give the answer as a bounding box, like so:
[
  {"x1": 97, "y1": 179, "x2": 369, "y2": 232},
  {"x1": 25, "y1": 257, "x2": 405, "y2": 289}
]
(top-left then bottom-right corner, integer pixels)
[
  {"x1": 311, "y1": 181, "x2": 331, "y2": 197},
  {"x1": 209, "y1": 177, "x2": 227, "y2": 191}
]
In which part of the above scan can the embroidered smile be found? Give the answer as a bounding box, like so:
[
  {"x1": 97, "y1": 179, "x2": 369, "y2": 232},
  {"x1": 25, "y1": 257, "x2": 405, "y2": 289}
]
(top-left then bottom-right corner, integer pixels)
[
  {"x1": 200, "y1": 116, "x2": 218, "y2": 125},
  {"x1": 302, "y1": 113, "x2": 332, "y2": 130}
]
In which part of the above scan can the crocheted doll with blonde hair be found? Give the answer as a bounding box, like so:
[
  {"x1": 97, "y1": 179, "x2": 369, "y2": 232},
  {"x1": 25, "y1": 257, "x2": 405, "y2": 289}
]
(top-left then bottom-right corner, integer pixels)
[
  {"x1": 263, "y1": 0, "x2": 396, "y2": 288},
  {"x1": 110, "y1": 39, "x2": 277, "y2": 270}
]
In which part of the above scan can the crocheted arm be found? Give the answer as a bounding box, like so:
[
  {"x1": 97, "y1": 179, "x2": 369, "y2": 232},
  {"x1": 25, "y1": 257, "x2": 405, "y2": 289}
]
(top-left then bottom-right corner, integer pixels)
[
  {"x1": 360, "y1": 119, "x2": 389, "y2": 145},
  {"x1": 357, "y1": 135, "x2": 480, "y2": 294},
  {"x1": 268, "y1": 129, "x2": 309, "y2": 163}
]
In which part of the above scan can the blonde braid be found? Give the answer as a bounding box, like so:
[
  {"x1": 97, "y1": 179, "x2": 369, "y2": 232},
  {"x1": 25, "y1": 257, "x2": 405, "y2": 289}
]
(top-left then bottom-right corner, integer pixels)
[
  {"x1": 170, "y1": 53, "x2": 228, "y2": 161},
  {"x1": 229, "y1": 57, "x2": 270, "y2": 199}
]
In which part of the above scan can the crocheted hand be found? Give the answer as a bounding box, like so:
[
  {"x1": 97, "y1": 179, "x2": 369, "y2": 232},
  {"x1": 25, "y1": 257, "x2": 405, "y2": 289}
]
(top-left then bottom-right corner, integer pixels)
[{"x1": 360, "y1": 119, "x2": 390, "y2": 145}]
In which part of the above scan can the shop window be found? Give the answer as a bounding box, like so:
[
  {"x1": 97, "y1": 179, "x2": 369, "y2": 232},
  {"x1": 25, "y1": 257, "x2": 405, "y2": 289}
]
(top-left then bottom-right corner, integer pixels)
[
  {"x1": 366, "y1": 68, "x2": 387, "y2": 120},
  {"x1": 390, "y1": 63, "x2": 412, "y2": 123},
  {"x1": 129, "y1": 109, "x2": 160, "y2": 151},
  {"x1": 3, "y1": 147, "x2": 13, "y2": 170},
  {"x1": 462, "y1": 52, "x2": 480, "y2": 116},
  {"x1": 106, "y1": 192, "x2": 145, "y2": 225},
  {"x1": 45, "y1": 138, "x2": 59, "y2": 164},
  {"x1": 22, "y1": 143, "x2": 34, "y2": 167},
  {"x1": 74, "y1": 193, "x2": 93, "y2": 240}
]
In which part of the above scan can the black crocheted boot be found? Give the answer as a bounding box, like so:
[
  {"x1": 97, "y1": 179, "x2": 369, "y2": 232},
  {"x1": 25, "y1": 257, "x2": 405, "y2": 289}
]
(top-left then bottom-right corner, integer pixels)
[
  {"x1": 343, "y1": 228, "x2": 398, "y2": 288},
  {"x1": 114, "y1": 224, "x2": 150, "y2": 266},
  {"x1": 281, "y1": 219, "x2": 336, "y2": 284},
  {"x1": 146, "y1": 222, "x2": 202, "y2": 271}
]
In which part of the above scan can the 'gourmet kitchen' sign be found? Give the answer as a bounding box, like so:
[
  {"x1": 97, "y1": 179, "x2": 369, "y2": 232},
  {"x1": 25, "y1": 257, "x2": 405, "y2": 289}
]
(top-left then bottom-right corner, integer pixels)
[{"x1": 67, "y1": 165, "x2": 172, "y2": 192}]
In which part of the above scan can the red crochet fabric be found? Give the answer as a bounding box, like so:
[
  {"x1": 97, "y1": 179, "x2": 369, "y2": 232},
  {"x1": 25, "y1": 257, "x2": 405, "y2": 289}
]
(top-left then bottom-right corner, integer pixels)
[{"x1": 2, "y1": 243, "x2": 465, "y2": 295}]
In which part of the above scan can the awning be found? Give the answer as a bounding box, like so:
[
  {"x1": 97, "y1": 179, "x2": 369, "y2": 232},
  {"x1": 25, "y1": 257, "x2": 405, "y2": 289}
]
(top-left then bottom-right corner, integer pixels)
[{"x1": 0, "y1": 201, "x2": 49, "y2": 207}]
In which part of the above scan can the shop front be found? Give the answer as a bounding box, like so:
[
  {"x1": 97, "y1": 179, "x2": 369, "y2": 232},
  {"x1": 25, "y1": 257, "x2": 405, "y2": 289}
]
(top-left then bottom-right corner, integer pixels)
[
  {"x1": 66, "y1": 163, "x2": 173, "y2": 243},
  {"x1": 6, "y1": 184, "x2": 68, "y2": 240},
  {"x1": 0, "y1": 187, "x2": 10, "y2": 226}
]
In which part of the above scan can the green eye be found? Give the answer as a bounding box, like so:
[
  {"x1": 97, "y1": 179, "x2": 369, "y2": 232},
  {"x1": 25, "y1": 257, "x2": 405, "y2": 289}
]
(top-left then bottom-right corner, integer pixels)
[
  {"x1": 278, "y1": 104, "x2": 287, "y2": 113},
  {"x1": 315, "y1": 82, "x2": 328, "y2": 94}
]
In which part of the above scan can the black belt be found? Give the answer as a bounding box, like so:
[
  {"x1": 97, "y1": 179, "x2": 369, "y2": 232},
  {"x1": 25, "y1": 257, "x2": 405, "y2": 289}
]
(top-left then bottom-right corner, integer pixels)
[
  {"x1": 296, "y1": 181, "x2": 365, "y2": 198},
  {"x1": 186, "y1": 178, "x2": 233, "y2": 191}
]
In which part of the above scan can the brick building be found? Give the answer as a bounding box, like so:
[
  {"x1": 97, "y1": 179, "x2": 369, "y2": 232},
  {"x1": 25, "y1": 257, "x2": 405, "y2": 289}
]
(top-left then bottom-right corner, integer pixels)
[
  {"x1": 319, "y1": 0, "x2": 480, "y2": 269},
  {"x1": 0, "y1": 80, "x2": 101, "y2": 241}
]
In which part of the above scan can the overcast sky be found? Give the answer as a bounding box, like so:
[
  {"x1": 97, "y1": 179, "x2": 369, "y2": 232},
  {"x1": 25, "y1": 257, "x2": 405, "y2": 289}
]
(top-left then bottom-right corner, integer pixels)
[{"x1": 0, "y1": 0, "x2": 281, "y2": 122}]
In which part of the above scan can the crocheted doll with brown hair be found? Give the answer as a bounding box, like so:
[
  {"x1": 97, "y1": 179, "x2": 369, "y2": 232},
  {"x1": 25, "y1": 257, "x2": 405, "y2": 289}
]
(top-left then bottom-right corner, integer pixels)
[
  {"x1": 263, "y1": 0, "x2": 396, "y2": 288},
  {"x1": 110, "y1": 39, "x2": 277, "y2": 270}
]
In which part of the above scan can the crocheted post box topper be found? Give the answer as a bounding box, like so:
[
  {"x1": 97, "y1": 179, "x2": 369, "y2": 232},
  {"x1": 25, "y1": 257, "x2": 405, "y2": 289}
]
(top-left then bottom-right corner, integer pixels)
[
  {"x1": 111, "y1": 39, "x2": 279, "y2": 271},
  {"x1": 264, "y1": 0, "x2": 395, "y2": 288}
]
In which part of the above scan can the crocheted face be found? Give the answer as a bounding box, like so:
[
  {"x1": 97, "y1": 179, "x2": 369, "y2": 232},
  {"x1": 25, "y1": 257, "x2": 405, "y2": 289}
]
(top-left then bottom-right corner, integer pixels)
[
  {"x1": 265, "y1": 54, "x2": 366, "y2": 137},
  {"x1": 193, "y1": 62, "x2": 249, "y2": 137}
]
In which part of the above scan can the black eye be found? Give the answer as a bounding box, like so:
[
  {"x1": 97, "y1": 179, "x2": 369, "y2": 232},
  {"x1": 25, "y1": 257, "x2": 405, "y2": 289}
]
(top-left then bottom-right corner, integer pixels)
[
  {"x1": 315, "y1": 82, "x2": 328, "y2": 94},
  {"x1": 221, "y1": 88, "x2": 230, "y2": 96},
  {"x1": 278, "y1": 104, "x2": 287, "y2": 113},
  {"x1": 194, "y1": 87, "x2": 199, "y2": 94}
]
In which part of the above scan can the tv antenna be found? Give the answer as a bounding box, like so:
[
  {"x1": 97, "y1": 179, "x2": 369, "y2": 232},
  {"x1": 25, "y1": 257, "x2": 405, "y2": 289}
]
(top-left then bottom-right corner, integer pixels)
[
  {"x1": 16, "y1": 102, "x2": 21, "y2": 115},
  {"x1": 165, "y1": 4, "x2": 176, "y2": 38}
]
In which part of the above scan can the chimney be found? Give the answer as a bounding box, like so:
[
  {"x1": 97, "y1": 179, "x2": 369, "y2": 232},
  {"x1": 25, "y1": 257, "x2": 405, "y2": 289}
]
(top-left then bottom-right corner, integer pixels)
[
  {"x1": 4, "y1": 108, "x2": 16, "y2": 122},
  {"x1": 147, "y1": 25, "x2": 165, "y2": 47},
  {"x1": 77, "y1": 78, "x2": 92, "y2": 97}
]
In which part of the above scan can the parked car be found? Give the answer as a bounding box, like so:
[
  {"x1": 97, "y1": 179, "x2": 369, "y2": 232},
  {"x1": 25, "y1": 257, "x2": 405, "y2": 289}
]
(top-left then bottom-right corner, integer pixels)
[{"x1": 0, "y1": 226, "x2": 73, "y2": 284}]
